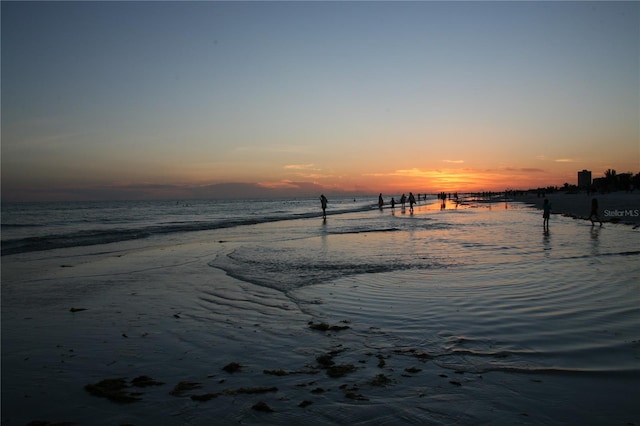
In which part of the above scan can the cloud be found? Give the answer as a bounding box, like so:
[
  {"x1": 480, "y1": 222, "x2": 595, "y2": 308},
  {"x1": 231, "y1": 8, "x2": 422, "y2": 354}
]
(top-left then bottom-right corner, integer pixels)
[
  {"x1": 392, "y1": 168, "x2": 428, "y2": 177},
  {"x1": 257, "y1": 180, "x2": 300, "y2": 189},
  {"x1": 284, "y1": 164, "x2": 318, "y2": 170},
  {"x1": 258, "y1": 180, "x2": 324, "y2": 191},
  {"x1": 365, "y1": 167, "x2": 547, "y2": 183},
  {"x1": 442, "y1": 159, "x2": 465, "y2": 164},
  {"x1": 283, "y1": 164, "x2": 325, "y2": 180},
  {"x1": 519, "y1": 168, "x2": 545, "y2": 173},
  {"x1": 362, "y1": 172, "x2": 392, "y2": 177},
  {"x1": 535, "y1": 156, "x2": 578, "y2": 164},
  {"x1": 503, "y1": 167, "x2": 546, "y2": 173},
  {"x1": 235, "y1": 145, "x2": 310, "y2": 154},
  {"x1": 363, "y1": 168, "x2": 430, "y2": 177},
  {"x1": 363, "y1": 168, "x2": 453, "y2": 178}
]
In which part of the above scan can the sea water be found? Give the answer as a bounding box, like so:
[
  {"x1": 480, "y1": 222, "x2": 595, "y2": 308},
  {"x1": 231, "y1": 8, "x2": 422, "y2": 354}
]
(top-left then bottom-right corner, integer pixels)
[
  {"x1": 1, "y1": 197, "x2": 373, "y2": 255},
  {"x1": 208, "y1": 199, "x2": 640, "y2": 376},
  {"x1": 2, "y1": 196, "x2": 639, "y2": 424}
]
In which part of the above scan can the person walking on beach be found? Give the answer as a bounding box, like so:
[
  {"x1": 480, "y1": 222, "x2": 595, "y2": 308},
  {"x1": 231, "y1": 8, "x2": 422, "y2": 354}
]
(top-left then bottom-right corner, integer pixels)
[
  {"x1": 378, "y1": 193, "x2": 384, "y2": 210},
  {"x1": 400, "y1": 194, "x2": 407, "y2": 210},
  {"x1": 408, "y1": 192, "x2": 416, "y2": 213},
  {"x1": 320, "y1": 194, "x2": 328, "y2": 219},
  {"x1": 542, "y1": 198, "x2": 551, "y2": 231},
  {"x1": 588, "y1": 197, "x2": 603, "y2": 227}
]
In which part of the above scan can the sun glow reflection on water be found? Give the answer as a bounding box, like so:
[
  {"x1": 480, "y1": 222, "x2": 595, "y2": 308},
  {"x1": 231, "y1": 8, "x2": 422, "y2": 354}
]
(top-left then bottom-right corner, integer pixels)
[{"x1": 213, "y1": 201, "x2": 640, "y2": 376}]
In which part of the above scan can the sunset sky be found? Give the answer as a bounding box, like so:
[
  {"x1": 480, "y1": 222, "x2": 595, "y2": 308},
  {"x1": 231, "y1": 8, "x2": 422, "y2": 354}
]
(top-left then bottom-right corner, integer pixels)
[{"x1": 2, "y1": 1, "x2": 639, "y2": 201}]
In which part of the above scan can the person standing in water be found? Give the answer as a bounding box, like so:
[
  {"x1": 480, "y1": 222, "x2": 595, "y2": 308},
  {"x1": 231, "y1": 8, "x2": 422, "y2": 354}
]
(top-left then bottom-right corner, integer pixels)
[
  {"x1": 320, "y1": 194, "x2": 328, "y2": 219},
  {"x1": 378, "y1": 193, "x2": 384, "y2": 210},
  {"x1": 588, "y1": 197, "x2": 603, "y2": 226},
  {"x1": 408, "y1": 192, "x2": 416, "y2": 213},
  {"x1": 543, "y1": 198, "x2": 551, "y2": 231}
]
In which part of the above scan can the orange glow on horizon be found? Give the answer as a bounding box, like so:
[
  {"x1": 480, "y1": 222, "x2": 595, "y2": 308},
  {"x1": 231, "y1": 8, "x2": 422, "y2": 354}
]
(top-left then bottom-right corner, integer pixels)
[
  {"x1": 2, "y1": 162, "x2": 618, "y2": 203},
  {"x1": 352, "y1": 167, "x2": 565, "y2": 194}
]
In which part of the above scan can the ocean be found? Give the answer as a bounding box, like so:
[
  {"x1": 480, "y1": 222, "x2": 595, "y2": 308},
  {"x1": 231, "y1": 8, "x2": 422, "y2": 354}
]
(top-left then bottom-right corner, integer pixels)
[
  {"x1": 2, "y1": 195, "x2": 639, "y2": 425},
  {"x1": 1, "y1": 197, "x2": 374, "y2": 256}
]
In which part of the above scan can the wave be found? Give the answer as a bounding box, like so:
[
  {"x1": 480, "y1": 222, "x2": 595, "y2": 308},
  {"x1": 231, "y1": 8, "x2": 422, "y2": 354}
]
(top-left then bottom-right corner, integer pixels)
[
  {"x1": 1, "y1": 223, "x2": 44, "y2": 228},
  {"x1": 560, "y1": 250, "x2": 640, "y2": 261},
  {"x1": 327, "y1": 227, "x2": 401, "y2": 236},
  {"x1": 1, "y1": 202, "x2": 377, "y2": 256},
  {"x1": 434, "y1": 357, "x2": 640, "y2": 378},
  {"x1": 0, "y1": 218, "x2": 278, "y2": 256}
]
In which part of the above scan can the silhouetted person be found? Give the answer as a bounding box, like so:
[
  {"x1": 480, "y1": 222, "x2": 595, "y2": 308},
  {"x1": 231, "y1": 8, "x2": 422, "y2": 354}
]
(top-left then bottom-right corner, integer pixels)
[
  {"x1": 589, "y1": 197, "x2": 603, "y2": 227},
  {"x1": 391, "y1": 197, "x2": 396, "y2": 209},
  {"x1": 400, "y1": 194, "x2": 407, "y2": 209},
  {"x1": 543, "y1": 198, "x2": 551, "y2": 231},
  {"x1": 320, "y1": 194, "x2": 328, "y2": 219},
  {"x1": 408, "y1": 192, "x2": 416, "y2": 213},
  {"x1": 378, "y1": 193, "x2": 384, "y2": 209}
]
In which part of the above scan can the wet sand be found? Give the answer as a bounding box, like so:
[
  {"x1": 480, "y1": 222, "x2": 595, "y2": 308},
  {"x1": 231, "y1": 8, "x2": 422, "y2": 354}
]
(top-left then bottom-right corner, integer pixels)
[{"x1": 2, "y1": 204, "x2": 640, "y2": 425}]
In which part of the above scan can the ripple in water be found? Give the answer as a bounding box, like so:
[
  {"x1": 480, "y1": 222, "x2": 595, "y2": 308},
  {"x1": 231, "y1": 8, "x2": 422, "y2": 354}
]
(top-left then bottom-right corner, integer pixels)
[{"x1": 214, "y1": 207, "x2": 640, "y2": 378}]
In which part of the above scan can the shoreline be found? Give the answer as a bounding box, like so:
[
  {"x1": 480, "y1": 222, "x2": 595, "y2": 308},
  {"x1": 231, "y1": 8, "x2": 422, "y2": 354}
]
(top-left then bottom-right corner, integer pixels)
[
  {"x1": 510, "y1": 191, "x2": 640, "y2": 226},
  {"x1": 2, "y1": 199, "x2": 639, "y2": 425}
]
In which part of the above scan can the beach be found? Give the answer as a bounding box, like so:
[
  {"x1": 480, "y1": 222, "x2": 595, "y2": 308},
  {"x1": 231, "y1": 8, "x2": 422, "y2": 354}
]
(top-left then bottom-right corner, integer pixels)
[
  {"x1": 516, "y1": 191, "x2": 640, "y2": 226},
  {"x1": 2, "y1": 195, "x2": 640, "y2": 425}
]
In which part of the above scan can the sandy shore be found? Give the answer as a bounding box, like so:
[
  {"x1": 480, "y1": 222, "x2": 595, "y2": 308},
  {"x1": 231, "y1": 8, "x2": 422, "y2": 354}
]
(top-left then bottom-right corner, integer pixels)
[
  {"x1": 513, "y1": 191, "x2": 640, "y2": 226},
  {"x1": 2, "y1": 206, "x2": 640, "y2": 425}
]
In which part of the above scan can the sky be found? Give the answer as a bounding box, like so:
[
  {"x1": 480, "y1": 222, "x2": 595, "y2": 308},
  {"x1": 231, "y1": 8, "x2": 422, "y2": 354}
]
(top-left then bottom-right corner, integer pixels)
[{"x1": 2, "y1": 1, "x2": 639, "y2": 201}]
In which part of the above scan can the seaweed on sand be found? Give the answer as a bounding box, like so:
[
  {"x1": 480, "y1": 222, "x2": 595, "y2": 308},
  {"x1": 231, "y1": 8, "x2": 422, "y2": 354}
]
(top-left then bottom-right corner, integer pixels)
[
  {"x1": 393, "y1": 348, "x2": 434, "y2": 360},
  {"x1": 369, "y1": 373, "x2": 393, "y2": 386},
  {"x1": 84, "y1": 378, "x2": 141, "y2": 403},
  {"x1": 222, "y1": 362, "x2": 242, "y2": 373},
  {"x1": 170, "y1": 381, "x2": 202, "y2": 396},
  {"x1": 326, "y1": 364, "x2": 356, "y2": 378},
  {"x1": 315, "y1": 354, "x2": 335, "y2": 368},
  {"x1": 85, "y1": 375, "x2": 164, "y2": 403},
  {"x1": 344, "y1": 391, "x2": 368, "y2": 401},
  {"x1": 315, "y1": 349, "x2": 356, "y2": 378},
  {"x1": 308, "y1": 321, "x2": 350, "y2": 332},
  {"x1": 263, "y1": 368, "x2": 319, "y2": 376},
  {"x1": 263, "y1": 368, "x2": 288, "y2": 376},
  {"x1": 224, "y1": 386, "x2": 278, "y2": 395},
  {"x1": 191, "y1": 393, "x2": 219, "y2": 401},
  {"x1": 252, "y1": 401, "x2": 274, "y2": 412},
  {"x1": 131, "y1": 375, "x2": 164, "y2": 387}
]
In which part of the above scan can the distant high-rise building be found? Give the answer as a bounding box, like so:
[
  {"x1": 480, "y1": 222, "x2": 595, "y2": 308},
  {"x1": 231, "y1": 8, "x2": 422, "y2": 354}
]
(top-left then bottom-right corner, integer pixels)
[{"x1": 578, "y1": 169, "x2": 592, "y2": 189}]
